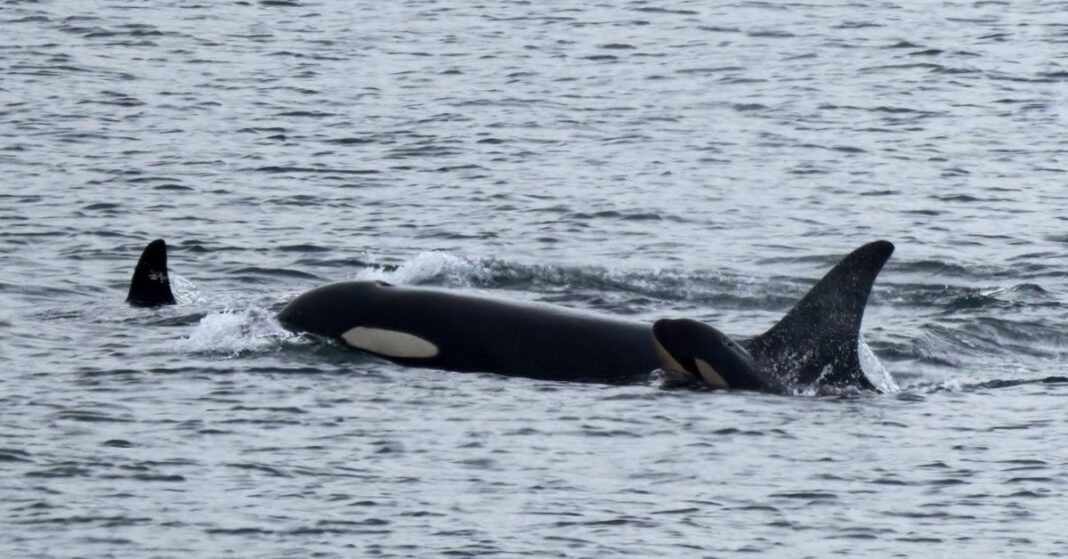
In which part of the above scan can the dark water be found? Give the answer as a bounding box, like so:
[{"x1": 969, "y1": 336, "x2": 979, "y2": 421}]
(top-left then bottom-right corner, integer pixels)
[{"x1": 3, "y1": 1, "x2": 1067, "y2": 556}]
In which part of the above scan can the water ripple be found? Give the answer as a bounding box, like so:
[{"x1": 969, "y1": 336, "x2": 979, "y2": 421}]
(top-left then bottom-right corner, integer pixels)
[{"x1": 2, "y1": 1, "x2": 1067, "y2": 557}]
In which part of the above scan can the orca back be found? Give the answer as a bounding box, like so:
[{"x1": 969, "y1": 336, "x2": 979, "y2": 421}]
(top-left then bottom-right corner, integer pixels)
[{"x1": 743, "y1": 240, "x2": 894, "y2": 390}]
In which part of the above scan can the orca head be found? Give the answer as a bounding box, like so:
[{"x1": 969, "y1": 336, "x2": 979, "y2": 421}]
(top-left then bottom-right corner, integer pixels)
[
  {"x1": 127, "y1": 239, "x2": 176, "y2": 307},
  {"x1": 278, "y1": 282, "x2": 440, "y2": 360},
  {"x1": 652, "y1": 318, "x2": 783, "y2": 393}
]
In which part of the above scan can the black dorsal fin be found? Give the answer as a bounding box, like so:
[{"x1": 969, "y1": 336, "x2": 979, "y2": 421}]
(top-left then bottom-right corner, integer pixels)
[
  {"x1": 744, "y1": 240, "x2": 894, "y2": 390},
  {"x1": 127, "y1": 239, "x2": 176, "y2": 307}
]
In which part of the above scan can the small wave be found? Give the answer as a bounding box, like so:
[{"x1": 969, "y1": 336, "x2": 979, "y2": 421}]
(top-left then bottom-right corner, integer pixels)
[
  {"x1": 917, "y1": 318, "x2": 1068, "y2": 362},
  {"x1": 348, "y1": 251, "x2": 832, "y2": 314},
  {"x1": 356, "y1": 252, "x2": 491, "y2": 286},
  {"x1": 935, "y1": 283, "x2": 1059, "y2": 313},
  {"x1": 911, "y1": 376, "x2": 1068, "y2": 394},
  {"x1": 879, "y1": 280, "x2": 1060, "y2": 313},
  {"x1": 231, "y1": 267, "x2": 323, "y2": 281},
  {"x1": 973, "y1": 376, "x2": 1068, "y2": 390}
]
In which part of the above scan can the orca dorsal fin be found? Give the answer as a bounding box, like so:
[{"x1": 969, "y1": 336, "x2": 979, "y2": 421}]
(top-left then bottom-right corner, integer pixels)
[
  {"x1": 744, "y1": 240, "x2": 894, "y2": 390},
  {"x1": 126, "y1": 239, "x2": 176, "y2": 307}
]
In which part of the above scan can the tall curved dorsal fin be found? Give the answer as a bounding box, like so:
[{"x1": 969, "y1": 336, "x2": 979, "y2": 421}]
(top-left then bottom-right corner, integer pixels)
[
  {"x1": 744, "y1": 240, "x2": 894, "y2": 390},
  {"x1": 126, "y1": 239, "x2": 176, "y2": 307}
]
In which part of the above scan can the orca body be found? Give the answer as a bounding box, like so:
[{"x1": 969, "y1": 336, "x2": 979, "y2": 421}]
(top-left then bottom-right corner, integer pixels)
[
  {"x1": 278, "y1": 281, "x2": 660, "y2": 383},
  {"x1": 127, "y1": 238, "x2": 895, "y2": 392},
  {"x1": 277, "y1": 241, "x2": 895, "y2": 392}
]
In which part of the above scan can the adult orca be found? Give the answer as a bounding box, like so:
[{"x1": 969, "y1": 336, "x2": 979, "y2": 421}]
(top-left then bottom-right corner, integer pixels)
[{"x1": 127, "y1": 238, "x2": 894, "y2": 392}]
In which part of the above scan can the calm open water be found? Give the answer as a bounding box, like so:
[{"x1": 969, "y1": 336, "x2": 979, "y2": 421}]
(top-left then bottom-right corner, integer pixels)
[{"x1": 2, "y1": 1, "x2": 1067, "y2": 557}]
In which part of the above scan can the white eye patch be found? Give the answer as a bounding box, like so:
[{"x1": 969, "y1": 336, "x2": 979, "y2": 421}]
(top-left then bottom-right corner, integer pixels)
[
  {"x1": 341, "y1": 327, "x2": 439, "y2": 359},
  {"x1": 695, "y1": 358, "x2": 729, "y2": 389},
  {"x1": 653, "y1": 337, "x2": 686, "y2": 373}
]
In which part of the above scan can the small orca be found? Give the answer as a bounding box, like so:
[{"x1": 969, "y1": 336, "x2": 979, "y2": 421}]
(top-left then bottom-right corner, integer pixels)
[
  {"x1": 650, "y1": 240, "x2": 894, "y2": 392},
  {"x1": 127, "y1": 238, "x2": 894, "y2": 393},
  {"x1": 652, "y1": 318, "x2": 788, "y2": 393}
]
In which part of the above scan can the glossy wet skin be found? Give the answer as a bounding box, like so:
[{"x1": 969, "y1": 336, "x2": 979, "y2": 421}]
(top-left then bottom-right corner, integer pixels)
[
  {"x1": 652, "y1": 318, "x2": 787, "y2": 394},
  {"x1": 278, "y1": 241, "x2": 896, "y2": 393},
  {"x1": 276, "y1": 280, "x2": 662, "y2": 383}
]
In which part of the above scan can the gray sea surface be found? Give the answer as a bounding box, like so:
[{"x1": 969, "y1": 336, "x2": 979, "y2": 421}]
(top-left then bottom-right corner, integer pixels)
[{"x1": 2, "y1": 1, "x2": 1067, "y2": 557}]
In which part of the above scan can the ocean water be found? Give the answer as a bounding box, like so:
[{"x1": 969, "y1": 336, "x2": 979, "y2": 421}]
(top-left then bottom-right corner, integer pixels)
[{"x1": 2, "y1": 1, "x2": 1067, "y2": 557}]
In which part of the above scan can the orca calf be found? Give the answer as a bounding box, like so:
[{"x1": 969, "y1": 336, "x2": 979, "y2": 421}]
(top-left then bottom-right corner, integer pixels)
[{"x1": 127, "y1": 239, "x2": 894, "y2": 393}]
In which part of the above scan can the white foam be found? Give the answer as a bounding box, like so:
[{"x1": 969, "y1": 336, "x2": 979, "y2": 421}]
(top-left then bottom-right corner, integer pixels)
[
  {"x1": 176, "y1": 306, "x2": 294, "y2": 356},
  {"x1": 356, "y1": 251, "x2": 490, "y2": 286},
  {"x1": 169, "y1": 274, "x2": 203, "y2": 305},
  {"x1": 939, "y1": 378, "x2": 963, "y2": 392}
]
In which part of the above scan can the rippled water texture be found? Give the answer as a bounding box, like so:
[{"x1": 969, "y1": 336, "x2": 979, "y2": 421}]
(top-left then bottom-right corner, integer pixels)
[{"x1": 2, "y1": 1, "x2": 1067, "y2": 557}]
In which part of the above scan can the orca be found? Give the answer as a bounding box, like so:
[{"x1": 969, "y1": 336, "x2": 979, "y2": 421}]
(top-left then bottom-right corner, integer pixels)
[
  {"x1": 127, "y1": 238, "x2": 894, "y2": 392},
  {"x1": 652, "y1": 318, "x2": 788, "y2": 393},
  {"x1": 127, "y1": 239, "x2": 176, "y2": 307},
  {"x1": 278, "y1": 280, "x2": 661, "y2": 383}
]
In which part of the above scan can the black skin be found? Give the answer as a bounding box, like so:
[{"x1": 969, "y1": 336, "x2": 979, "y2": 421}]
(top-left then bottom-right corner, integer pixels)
[
  {"x1": 127, "y1": 239, "x2": 176, "y2": 307},
  {"x1": 652, "y1": 318, "x2": 788, "y2": 393},
  {"x1": 278, "y1": 281, "x2": 661, "y2": 383},
  {"x1": 277, "y1": 242, "x2": 893, "y2": 391}
]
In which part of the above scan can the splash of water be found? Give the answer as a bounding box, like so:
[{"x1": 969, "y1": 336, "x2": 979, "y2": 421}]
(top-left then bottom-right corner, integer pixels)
[
  {"x1": 859, "y1": 335, "x2": 900, "y2": 393},
  {"x1": 169, "y1": 274, "x2": 203, "y2": 305},
  {"x1": 176, "y1": 306, "x2": 294, "y2": 356},
  {"x1": 356, "y1": 251, "x2": 491, "y2": 286}
]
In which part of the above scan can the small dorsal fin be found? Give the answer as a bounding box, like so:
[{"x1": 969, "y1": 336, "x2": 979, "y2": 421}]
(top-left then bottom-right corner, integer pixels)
[
  {"x1": 126, "y1": 239, "x2": 176, "y2": 307},
  {"x1": 744, "y1": 240, "x2": 894, "y2": 390}
]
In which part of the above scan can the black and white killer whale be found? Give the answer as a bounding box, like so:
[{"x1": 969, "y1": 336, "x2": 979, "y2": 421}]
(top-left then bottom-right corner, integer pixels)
[{"x1": 127, "y1": 239, "x2": 895, "y2": 392}]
